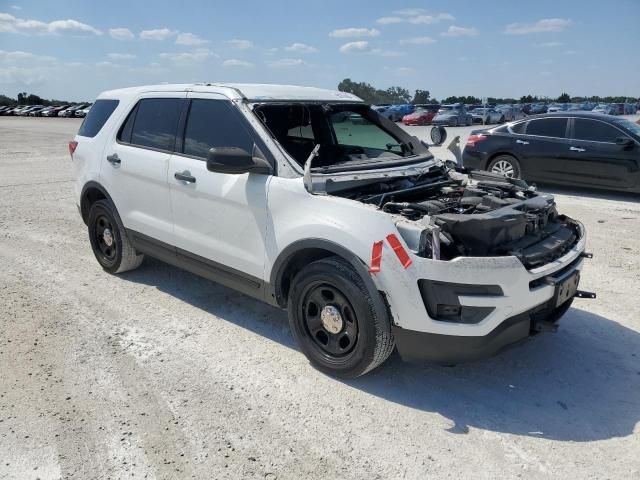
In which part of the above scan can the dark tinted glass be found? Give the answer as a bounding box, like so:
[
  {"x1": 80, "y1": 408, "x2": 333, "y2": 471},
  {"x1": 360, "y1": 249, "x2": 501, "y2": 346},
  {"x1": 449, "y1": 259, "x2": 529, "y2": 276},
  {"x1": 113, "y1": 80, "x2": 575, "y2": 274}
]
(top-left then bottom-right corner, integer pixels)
[
  {"x1": 510, "y1": 121, "x2": 526, "y2": 133},
  {"x1": 573, "y1": 119, "x2": 622, "y2": 143},
  {"x1": 78, "y1": 100, "x2": 119, "y2": 137},
  {"x1": 130, "y1": 98, "x2": 182, "y2": 151},
  {"x1": 526, "y1": 118, "x2": 567, "y2": 138},
  {"x1": 118, "y1": 103, "x2": 137, "y2": 143},
  {"x1": 183, "y1": 99, "x2": 255, "y2": 158}
]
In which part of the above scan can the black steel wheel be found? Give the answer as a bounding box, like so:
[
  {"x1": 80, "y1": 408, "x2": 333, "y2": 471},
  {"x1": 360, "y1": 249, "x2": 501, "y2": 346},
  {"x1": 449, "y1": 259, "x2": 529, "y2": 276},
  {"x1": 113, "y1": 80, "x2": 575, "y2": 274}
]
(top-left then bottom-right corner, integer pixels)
[
  {"x1": 288, "y1": 256, "x2": 394, "y2": 378},
  {"x1": 87, "y1": 199, "x2": 144, "y2": 274},
  {"x1": 94, "y1": 214, "x2": 117, "y2": 264},
  {"x1": 300, "y1": 283, "x2": 359, "y2": 357}
]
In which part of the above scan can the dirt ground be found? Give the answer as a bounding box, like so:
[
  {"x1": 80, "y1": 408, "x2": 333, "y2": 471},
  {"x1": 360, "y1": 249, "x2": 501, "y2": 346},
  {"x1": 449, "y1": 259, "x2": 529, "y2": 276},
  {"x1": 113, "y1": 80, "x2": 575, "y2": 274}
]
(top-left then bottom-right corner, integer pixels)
[{"x1": 1, "y1": 117, "x2": 639, "y2": 480}]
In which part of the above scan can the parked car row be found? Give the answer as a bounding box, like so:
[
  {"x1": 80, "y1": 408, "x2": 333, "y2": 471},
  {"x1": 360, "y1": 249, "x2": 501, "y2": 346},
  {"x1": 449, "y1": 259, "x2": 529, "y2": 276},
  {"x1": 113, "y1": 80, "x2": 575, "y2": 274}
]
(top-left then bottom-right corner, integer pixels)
[
  {"x1": 0, "y1": 104, "x2": 92, "y2": 117},
  {"x1": 372, "y1": 100, "x2": 638, "y2": 127},
  {"x1": 526, "y1": 102, "x2": 638, "y2": 115},
  {"x1": 375, "y1": 102, "x2": 528, "y2": 127}
]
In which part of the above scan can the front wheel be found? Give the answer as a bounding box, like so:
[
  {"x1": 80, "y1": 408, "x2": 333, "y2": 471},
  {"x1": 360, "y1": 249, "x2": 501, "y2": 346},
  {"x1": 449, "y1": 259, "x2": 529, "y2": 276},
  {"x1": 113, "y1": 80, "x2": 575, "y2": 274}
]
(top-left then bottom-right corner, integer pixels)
[
  {"x1": 287, "y1": 257, "x2": 395, "y2": 378},
  {"x1": 487, "y1": 154, "x2": 521, "y2": 179}
]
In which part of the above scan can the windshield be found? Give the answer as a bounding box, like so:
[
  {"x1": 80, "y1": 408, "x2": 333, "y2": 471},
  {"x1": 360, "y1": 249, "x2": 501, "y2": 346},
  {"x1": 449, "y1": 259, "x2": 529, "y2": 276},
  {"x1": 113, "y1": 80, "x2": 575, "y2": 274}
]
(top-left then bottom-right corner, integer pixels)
[{"x1": 254, "y1": 103, "x2": 430, "y2": 169}]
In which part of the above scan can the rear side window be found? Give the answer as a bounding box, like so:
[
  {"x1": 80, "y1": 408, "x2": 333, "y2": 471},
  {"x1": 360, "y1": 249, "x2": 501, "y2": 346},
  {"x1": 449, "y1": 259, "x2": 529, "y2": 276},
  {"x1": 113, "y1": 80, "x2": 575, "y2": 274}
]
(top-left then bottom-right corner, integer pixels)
[
  {"x1": 573, "y1": 119, "x2": 622, "y2": 143},
  {"x1": 182, "y1": 99, "x2": 255, "y2": 159},
  {"x1": 78, "y1": 99, "x2": 119, "y2": 138},
  {"x1": 122, "y1": 98, "x2": 182, "y2": 151},
  {"x1": 526, "y1": 118, "x2": 567, "y2": 138}
]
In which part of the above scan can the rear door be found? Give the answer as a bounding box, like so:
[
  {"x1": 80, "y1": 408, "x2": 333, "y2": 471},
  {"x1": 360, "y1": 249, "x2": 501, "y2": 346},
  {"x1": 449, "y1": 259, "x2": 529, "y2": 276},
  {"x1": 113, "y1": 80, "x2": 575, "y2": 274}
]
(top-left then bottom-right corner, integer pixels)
[
  {"x1": 101, "y1": 93, "x2": 185, "y2": 246},
  {"x1": 517, "y1": 117, "x2": 572, "y2": 182},
  {"x1": 566, "y1": 118, "x2": 640, "y2": 188},
  {"x1": 168, "y1": 93, "x2": 272, "y2": 293}
]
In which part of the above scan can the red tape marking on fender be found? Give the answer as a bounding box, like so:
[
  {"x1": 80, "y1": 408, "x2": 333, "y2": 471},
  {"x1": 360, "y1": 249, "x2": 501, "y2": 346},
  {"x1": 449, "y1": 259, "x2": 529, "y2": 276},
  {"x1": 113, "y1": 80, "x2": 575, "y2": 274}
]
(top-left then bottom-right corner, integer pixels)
[
  {"x1": 386, "y1": 234, "x2": 413, "y2": 269},
  {"x1": 369, "y1": 240, "x2": 384, "y2": 273}
]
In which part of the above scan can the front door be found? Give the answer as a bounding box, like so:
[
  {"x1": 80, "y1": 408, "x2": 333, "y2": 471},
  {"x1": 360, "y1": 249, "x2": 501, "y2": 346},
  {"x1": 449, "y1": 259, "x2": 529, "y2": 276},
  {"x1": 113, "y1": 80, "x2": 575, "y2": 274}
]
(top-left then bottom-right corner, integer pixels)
[
  {"x1": 168, "y1": 93, "x2": 272, "y2": 296},
  {"x1": 565, "y1": 118, "x2": 640, "y2": 188}
]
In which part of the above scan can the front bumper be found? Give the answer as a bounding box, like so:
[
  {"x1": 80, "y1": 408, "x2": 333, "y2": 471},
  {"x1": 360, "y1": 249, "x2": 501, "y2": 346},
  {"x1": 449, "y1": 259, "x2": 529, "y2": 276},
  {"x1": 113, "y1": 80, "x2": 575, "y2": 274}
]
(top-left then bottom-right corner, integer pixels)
[
  {"x1": 432, "y1": 118, "x2": 454, "y2": 126},
  {"x1": 393, "y1": 308, "x2": 532, "y2": 364},
  {"x1": 376, "y1": 221, "x2": 587, "y2": 342}
]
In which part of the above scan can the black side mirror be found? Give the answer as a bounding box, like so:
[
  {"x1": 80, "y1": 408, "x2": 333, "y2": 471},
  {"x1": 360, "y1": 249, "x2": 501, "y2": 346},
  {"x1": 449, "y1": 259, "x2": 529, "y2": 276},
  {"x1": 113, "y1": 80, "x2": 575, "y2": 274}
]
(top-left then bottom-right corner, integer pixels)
[
  {"x1": 615, "y1": 137, "x2": 633, "y2": 148},
  {"x1": 206, "y1": 147, "x2": 273, "y2": 175}
]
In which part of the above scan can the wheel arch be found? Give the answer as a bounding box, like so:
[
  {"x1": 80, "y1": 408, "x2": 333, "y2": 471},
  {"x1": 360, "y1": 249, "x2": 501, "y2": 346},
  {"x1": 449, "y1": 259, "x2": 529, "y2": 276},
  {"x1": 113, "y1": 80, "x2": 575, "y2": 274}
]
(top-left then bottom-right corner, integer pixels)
[
  {"x1": 80, "y1": 181, "x2": 116, "y2": 225},
  {"x1": 268, "y1": 239, "x2": 383, "y2": 312}
]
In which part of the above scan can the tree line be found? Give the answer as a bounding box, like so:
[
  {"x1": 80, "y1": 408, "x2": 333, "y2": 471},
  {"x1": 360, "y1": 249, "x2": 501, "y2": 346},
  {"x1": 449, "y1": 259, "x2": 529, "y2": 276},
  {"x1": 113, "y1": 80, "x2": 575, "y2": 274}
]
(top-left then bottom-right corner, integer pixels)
[
  {"x1": 0, "y1": 92, "x2": 86, "y2": 107},
  {"x1": 2, "y1": 86, "x2": 638, "y2": 108},
  {"x1": 337, "y1": 79, "x2": 638, "y2": 105}
]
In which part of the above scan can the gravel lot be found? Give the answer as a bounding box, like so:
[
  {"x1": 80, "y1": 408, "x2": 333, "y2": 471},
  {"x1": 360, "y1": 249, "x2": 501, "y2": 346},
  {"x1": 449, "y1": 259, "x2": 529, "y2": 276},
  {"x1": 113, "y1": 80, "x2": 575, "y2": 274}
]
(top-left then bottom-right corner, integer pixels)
[{"x1": 1, "y1": 117, "x2": 639, "y2": 480}]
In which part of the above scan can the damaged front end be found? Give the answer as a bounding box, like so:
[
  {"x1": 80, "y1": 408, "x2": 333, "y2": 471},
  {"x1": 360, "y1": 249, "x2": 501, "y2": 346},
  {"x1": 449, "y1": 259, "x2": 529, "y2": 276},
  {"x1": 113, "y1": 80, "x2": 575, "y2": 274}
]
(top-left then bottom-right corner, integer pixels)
[{"x1": 313, "y1": 162, "x2": 582, "y2": 270}]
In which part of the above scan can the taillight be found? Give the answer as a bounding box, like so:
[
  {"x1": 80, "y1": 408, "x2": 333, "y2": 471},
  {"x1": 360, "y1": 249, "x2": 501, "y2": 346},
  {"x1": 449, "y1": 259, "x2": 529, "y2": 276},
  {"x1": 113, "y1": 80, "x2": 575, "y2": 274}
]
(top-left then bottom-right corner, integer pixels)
[
  {"x1": 466, "y1": 134, "x2": 487, "y2": 147},
  {"x1": 68, "y1": 140, "x2": 78, "y2": 160}
]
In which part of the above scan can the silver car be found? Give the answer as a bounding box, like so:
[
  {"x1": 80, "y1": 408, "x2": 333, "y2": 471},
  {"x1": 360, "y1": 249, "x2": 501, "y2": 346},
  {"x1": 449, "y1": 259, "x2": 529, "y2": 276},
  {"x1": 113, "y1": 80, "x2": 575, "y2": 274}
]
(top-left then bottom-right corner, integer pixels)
[{"x1": 470, "y1": 107, "x2": 504, "y2": 124}]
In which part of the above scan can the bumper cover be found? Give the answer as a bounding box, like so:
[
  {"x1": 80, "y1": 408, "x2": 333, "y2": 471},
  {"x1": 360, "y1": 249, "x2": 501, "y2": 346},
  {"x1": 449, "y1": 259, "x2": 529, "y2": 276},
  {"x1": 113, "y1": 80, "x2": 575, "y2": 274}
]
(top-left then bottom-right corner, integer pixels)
[
  {"x1": 393, "y1": 296, "x2": 569, "y2": 364},
  {"x1": 394, "y1": 311, "x2": 530, "y2": 364}
]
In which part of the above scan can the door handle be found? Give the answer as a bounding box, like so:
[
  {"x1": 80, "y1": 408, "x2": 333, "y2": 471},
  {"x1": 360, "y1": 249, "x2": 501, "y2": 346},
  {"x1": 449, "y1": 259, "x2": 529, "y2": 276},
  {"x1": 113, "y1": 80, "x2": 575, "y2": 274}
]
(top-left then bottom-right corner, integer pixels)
[
  {"x1": 106, "y1": 153, "x2": 121, "y2": 165},
  {"x1": 570, "y1": 146, "x2": 586, "y2": 152},
  {"x1": 174, "y1": 171, "x2": 196, "y2": 183},
  {"x1": 516, "y1": 139, "x2": 529, "y2": 145}
]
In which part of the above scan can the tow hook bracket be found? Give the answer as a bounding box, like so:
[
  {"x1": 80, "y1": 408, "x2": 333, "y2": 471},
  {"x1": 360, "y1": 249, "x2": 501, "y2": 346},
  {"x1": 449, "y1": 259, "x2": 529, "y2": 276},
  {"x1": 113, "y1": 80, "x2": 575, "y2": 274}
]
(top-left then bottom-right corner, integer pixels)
[
  {"x1": 580, "y1": 252, "x2": 593, "y2": 259},
  {"x1": 533, "y1": 321, "x2": 558, "y2": 333},
  {"x1": 575, "y1": 290, "x2": 596, "y2": 299}
]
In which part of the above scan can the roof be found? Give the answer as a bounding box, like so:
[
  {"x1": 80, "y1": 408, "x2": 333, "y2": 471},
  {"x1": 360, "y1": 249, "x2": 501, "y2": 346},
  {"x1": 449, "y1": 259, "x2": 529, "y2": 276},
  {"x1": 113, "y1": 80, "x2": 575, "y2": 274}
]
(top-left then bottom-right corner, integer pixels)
[
  {"x1": 98, "y1": 83, "x2": 363, "y2": 103},
  {"x1": 524, "y1": 112, "x2": 624, "y2": 122}
]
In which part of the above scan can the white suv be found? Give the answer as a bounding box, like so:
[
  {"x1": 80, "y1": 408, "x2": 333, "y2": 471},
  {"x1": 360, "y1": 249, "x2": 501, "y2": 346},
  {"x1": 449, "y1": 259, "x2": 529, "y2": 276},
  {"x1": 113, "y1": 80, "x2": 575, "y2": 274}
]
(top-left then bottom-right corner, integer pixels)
[{"x1": 72, "y1": 83, "x2": 592, "y2": 378}]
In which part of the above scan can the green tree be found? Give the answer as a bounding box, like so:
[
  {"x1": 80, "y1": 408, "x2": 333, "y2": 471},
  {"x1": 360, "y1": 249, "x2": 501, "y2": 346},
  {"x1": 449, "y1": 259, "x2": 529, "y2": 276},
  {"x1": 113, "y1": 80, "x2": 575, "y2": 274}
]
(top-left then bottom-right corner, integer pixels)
[
  {"x1": 385, "y1": 86, "x2": 411, "y2": 104},
  {"x1": 557, "y1": 92, "x2": 571, "y2": 103},
  {"x1": 411, "y1": 89, "x2": 431, "y2": 104},
  {"x1": 0, "y1": 94, "x2": 16, "y2": 106}
]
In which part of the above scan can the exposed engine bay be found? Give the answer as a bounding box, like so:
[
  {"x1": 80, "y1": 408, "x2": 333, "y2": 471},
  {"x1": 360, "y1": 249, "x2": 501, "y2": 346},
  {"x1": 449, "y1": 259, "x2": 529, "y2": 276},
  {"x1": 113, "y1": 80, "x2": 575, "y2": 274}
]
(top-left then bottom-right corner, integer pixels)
[
  {"x1": 251, "y1": 101, "x2": 581, "y2": 270},
  {"x1": 337, "y1": 167, "x2": 581, "y2": 269}
]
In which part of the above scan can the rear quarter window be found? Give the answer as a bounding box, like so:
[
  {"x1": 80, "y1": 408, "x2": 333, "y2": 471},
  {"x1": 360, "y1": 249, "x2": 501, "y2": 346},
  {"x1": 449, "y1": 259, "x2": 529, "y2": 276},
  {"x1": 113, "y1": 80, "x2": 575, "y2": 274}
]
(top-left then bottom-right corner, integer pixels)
[
  {"x1": 509, "y1": 121, "x2": 526, "y2": 134},
  {"x1": 77, "y1": 99, "x2": 119, "y2": 138}
]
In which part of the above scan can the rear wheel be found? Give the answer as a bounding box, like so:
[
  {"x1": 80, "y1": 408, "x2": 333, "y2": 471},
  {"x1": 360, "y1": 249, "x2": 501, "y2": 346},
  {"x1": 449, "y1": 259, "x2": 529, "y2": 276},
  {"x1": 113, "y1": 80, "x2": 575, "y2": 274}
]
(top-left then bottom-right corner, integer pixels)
[
  {"x1": 88, "y1": 199, "x2": 144, "y2": 273},
  {"x1": 287, "y1": 257, "x2": 395, "y2": 378},
  {"x1": 450, "y1": 118, "x2": 458, "y2": 127},
  {"x1": 487, "y1": 154, "x2": 521, "y2": 179}
]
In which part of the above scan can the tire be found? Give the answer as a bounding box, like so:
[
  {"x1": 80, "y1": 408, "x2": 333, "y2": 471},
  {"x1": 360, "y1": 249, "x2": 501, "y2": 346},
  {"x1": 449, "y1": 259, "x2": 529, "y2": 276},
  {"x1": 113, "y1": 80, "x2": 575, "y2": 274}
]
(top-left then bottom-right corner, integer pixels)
[
  {"x1": 87, "y1": 199, "x2": 144, "y2": 274},
  {"x1": 466, "y1": 116, "x2": 472, "y2": 126},
  {"x1": 287, "y1": 256, "x2": 395, "y2": 378},
  {"x1": 499, "y1": 116, "x2": 505, "y2": 124},
  {"x1": 450, "y1": 118, "x2": 458, "y2": 127},
  {"x1": 487, "y1": 154, "x2": 522, "y2": 179}
]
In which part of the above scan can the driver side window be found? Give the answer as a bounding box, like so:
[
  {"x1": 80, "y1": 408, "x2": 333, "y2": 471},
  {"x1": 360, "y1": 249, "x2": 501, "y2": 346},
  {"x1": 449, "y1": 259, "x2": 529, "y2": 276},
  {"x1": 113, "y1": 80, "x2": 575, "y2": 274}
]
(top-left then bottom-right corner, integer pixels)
[{"x1": 183, "y1": 99, "x2": 255, "y2": 159}]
